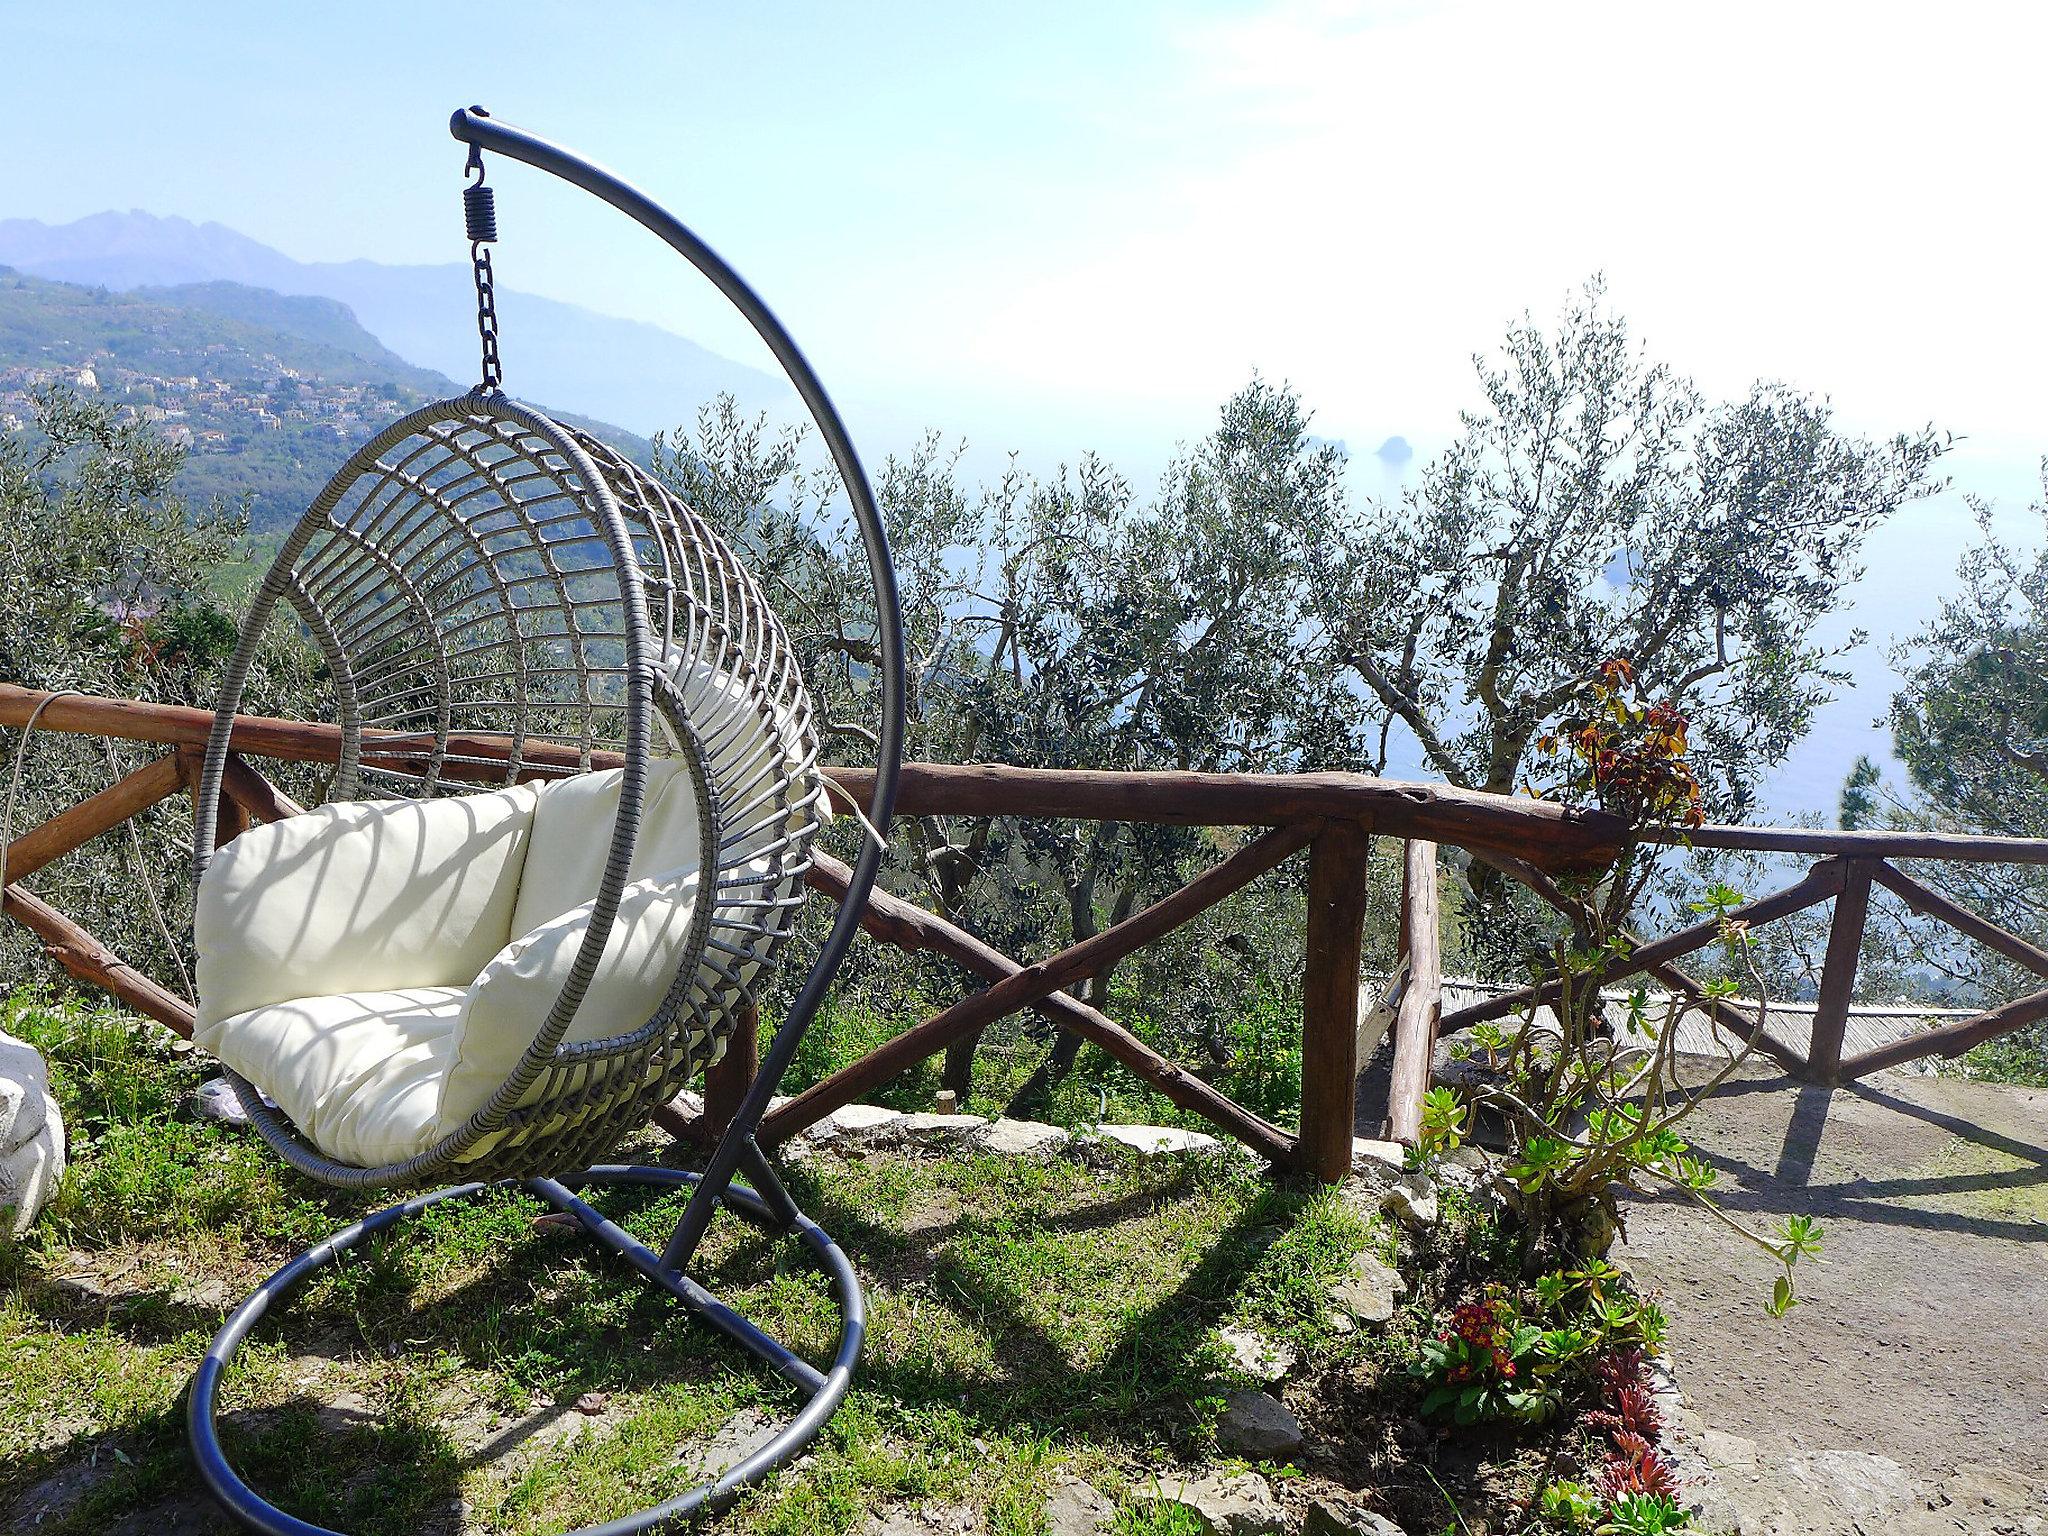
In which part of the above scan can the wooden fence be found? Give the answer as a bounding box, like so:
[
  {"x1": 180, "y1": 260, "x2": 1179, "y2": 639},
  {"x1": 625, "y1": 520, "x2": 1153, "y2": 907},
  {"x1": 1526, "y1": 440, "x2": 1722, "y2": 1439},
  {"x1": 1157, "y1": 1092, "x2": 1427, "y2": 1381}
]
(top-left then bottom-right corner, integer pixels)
[{"x1": 3, "y1": 682, "x2": 2044, "y2": 1183}]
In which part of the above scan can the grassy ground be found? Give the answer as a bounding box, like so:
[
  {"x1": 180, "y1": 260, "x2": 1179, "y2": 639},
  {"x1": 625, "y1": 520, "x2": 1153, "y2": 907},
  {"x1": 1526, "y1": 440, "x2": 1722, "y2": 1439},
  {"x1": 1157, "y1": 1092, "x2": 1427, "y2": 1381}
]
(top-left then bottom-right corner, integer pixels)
[{"x1": 1, "y1": 992, "x2": 1407, "y2": 1536}]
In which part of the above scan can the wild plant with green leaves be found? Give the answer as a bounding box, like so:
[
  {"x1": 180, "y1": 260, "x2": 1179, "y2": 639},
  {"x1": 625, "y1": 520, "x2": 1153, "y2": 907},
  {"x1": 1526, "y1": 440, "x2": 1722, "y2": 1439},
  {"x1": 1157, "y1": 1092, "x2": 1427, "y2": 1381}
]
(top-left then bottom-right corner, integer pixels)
[{"x1": 1425, "y1": 661, "x2": 1821, "y2": 1313}]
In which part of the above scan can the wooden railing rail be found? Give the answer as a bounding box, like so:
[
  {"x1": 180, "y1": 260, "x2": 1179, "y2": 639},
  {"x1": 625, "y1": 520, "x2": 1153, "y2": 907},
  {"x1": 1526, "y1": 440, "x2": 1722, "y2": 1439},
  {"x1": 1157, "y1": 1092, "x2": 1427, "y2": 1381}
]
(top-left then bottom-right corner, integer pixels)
[
  {"x1": 5, "y1": 681, "x2": 2046, "y2": 1179},
  {"x1": 10, "y1": 684, "x2": 1606, "y2": 1180}
]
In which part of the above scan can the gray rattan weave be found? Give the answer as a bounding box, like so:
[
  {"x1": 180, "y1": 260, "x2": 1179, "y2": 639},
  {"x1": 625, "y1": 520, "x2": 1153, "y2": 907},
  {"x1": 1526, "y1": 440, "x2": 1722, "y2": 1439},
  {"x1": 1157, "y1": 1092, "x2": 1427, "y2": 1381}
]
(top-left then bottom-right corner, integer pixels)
[{"x1": 192, "y1": 388, "x2": 826, "y2": 1189}]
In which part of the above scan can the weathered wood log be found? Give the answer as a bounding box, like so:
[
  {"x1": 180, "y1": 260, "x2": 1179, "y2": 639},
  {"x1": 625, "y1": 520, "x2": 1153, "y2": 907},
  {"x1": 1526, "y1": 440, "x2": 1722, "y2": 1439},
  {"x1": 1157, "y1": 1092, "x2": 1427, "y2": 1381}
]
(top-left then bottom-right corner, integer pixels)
[
  {"x1": 2, "y1": 884, "x2": 195, "y2": 1036},
  {"x1": 719, "y1": 848, "x2": 1303, "y2": 1168},
  {"x1": 1464, "y1": 845, "x2": 1809, "y2": 1074},
  {"x1": 1806, "y1": 860, "x2": 1875, "y2": 1084},
  {"x1": 220, "y1": 753, "x2": 310, "y2": 823},
  {"x1": 1870, "y1": 861, "x2": 2048, "y2": 981},
  {"x1": 1660, "y1": 822, "x2": 2048, "y2": 865},
  {"x1": 0, "y1": 684, "x2": 1623, "y2": 871},
  {"x1": 1838, "y1": 984, "x2": 2048, "y2": 1078},
  {"x1": 700, "y1": 999, "x2": 759, "y2": 1144},
  {"x1": 0, "y1": 752, "x2": 184, "y2": 883},
  {"x1": 1386, "y1": 839, "x2": 1443, "y2": 1145},
  {"x1": 178, "y1": 747, "x2": 250, "y2": 850},
  {"x1": 825, "y1": 762, "x2": 1621, "y2": 871},
  {"x1": 1300, "y1": 820, "x2": 1373, "y2": 1178},
  {"x1": 1439, "y1": 860, "x2": 1850, "y2": 1033}
]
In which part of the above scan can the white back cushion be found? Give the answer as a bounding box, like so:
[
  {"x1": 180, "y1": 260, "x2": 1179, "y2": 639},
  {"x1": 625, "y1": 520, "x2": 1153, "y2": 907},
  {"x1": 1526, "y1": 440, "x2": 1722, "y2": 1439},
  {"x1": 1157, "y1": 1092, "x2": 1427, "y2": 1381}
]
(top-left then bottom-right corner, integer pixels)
[
  {"x1": 195, "y1": 784, "x2": 538, "y2": 1030},
  {"x1": 509, "y1": 759, "x2": 705, "y2": 936}
]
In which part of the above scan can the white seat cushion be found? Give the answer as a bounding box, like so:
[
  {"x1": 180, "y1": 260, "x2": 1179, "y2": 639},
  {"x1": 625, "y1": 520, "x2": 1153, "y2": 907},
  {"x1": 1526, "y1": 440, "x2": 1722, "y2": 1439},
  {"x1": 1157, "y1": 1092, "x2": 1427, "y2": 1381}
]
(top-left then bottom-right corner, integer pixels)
[
  {"x1": 196, "y1": 784, "x2": 538, "y2": 1030},
  {"x1": 195, "y1": 652, "x2": 820, "y2": 1169},
  {"x1": 197, "y1": 988, "x2": 466, "y2": 1168}
]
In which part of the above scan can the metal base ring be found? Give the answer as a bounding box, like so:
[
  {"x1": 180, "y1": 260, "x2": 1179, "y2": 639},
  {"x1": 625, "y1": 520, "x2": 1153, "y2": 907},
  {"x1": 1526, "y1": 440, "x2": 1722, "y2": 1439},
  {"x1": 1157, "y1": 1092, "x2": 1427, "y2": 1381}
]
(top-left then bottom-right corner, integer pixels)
[{"x1": 186, "y1": 1164, "x2": 864, "y2": 1536}]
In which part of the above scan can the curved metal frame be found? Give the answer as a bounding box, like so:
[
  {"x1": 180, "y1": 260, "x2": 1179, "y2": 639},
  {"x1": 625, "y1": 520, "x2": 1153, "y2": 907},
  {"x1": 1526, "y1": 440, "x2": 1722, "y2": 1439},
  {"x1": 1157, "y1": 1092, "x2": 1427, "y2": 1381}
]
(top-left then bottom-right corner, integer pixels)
[
  {"x1": 188, "y1": 107, "x2": 906, "y2": 1534},
  {"x1": 187, "y1": 1167, "x2": 864, "y2": 1536}
]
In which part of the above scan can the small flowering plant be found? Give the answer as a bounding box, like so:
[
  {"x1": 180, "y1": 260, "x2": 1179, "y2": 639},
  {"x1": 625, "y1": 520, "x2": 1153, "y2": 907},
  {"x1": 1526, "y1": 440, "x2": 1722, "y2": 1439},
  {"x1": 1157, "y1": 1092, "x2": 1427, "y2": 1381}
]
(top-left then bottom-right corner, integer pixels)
[
  {"x1": 1533, "y1": 658, "x2": 1705, "y2": 832},
  {"x1": 1414, "y1": 1292, "x2": 1553, "y2": 1425}
]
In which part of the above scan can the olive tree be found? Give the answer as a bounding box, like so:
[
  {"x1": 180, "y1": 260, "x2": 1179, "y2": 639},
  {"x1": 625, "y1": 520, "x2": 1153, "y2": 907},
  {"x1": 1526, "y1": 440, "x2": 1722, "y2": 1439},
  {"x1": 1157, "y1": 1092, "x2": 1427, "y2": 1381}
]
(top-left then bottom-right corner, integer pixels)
[
  {"x1": 1319, "y1": 280, "x2": 1947, "y2": 822},
  {"x1": 0, "y1": 387, "x2": 246, "y2": 992},
  {"x1": 656, "y1": 381, "x2": 1350, "y2": 1102},
  {"x1": 1885, "y1": 478, "x2": 2048, "y2": 1077}
]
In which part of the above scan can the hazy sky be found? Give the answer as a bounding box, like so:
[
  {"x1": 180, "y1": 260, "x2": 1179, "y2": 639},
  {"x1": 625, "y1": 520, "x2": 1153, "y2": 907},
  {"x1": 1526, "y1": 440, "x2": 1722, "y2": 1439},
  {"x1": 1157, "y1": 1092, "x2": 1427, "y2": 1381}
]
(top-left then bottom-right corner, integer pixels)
[
  {"x1": 7, "y1": 0, "x2": 2043, "y2": 469},
  {"x1": 5, "y1": 0, "x2": 2044, "y2": 814}
]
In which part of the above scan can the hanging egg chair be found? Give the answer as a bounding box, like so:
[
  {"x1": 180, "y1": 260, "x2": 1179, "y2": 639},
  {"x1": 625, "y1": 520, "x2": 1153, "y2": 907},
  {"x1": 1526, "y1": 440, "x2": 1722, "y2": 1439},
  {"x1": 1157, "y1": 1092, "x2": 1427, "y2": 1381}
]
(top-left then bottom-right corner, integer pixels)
[{"x1": 183, "y1": 107, "x2": 903, "y2": 1536}]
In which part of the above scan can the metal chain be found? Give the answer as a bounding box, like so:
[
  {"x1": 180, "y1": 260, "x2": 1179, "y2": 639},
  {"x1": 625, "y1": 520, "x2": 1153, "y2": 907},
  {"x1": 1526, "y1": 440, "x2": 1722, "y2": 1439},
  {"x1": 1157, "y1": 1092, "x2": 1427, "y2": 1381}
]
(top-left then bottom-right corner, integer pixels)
[{"x1": 471, "y1": 242, "x2": 502, "y2": 390}]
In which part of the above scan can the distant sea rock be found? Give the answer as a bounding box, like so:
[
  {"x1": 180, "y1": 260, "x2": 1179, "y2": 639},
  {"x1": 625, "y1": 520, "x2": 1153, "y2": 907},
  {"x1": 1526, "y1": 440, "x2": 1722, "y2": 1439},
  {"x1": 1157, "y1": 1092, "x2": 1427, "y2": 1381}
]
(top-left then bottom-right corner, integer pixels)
[{"x1": 1373, "y1": 435, "x2": 1413, "y2": 466}]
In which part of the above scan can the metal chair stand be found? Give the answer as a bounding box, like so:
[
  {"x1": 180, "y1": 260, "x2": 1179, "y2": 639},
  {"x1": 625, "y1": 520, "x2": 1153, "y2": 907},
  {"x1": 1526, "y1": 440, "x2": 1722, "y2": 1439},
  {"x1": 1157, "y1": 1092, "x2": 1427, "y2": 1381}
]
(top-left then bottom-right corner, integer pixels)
[
  {"x1": 188, "y1": 1145, "x2": 864, "y2": 1536},
  {"x1": 181, "y1": 104, "x2": 906, "y2": 1536}
]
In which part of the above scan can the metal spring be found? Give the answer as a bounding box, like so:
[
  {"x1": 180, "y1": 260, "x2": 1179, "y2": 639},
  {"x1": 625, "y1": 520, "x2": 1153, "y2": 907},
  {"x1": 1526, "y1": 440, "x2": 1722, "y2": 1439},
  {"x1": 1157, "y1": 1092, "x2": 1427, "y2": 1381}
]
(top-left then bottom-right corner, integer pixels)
[{"x1": 464, "y1": 182, "x2": 498, "y2": 243}]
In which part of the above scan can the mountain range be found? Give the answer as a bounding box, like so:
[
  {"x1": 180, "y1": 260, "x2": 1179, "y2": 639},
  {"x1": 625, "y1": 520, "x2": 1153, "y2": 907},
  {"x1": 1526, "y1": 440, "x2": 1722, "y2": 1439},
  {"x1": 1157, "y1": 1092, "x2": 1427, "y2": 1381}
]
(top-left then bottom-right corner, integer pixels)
[
  {"x1": 0, "y1": 266, "x2": 644, "y2": 530},
  {"x1": 0, "y1": 211, "x2": 787, "y2": 436}
]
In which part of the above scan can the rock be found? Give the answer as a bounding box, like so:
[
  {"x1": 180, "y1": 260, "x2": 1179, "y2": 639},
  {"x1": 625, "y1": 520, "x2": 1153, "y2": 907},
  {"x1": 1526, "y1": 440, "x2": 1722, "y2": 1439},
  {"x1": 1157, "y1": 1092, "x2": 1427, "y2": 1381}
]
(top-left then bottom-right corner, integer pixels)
[
  {"x1": 190, "y1": 1074, "x2": 254, "y2": 1126},
  {"x1": 1214, "y1": 1389, "x2": 1304, "y2": 1460},
  {"x1": 1326, "y1": 1249, "x2": 1406, "y2": 1324},
  {"x1": 676, "y1": 1406, "x2": 779, "y2": 1483},
  {"x1": 1784, "y1": 1450, "x2": 1917, "y2": 1525},
  {"x1": 860, "y1": 1511, "x2": 930, "y2": 1536},
  {"x1": 811, "y1": 1103, "x2": 905, "y2": 1140},
  {"x1": 1146, "y1": 1471, "x2": 1288, "y2": 1536},
  {"x1": 1302, "y1": 1493, "x2": 1407, "y2": 1536},
  {"x1": 1096, "y1": 1124, "x2": 1219, "y2": 1156},
  {"x1": 1043, "y1": 1475, "x2": 1115, "y2": 1536},
  {"x1": 1701, "y1": 1428, "x2": 1759, "y2": 1469},
  {"x1": 1217, "y1": 1324, "x2": 1297, "y2": 1383},
  {"x1": 0, "y1": 1029, "x2": 64, "y2": 1237},
  {"x1": 1938, "y1": 1463, "x2": 2047, "y2": 1529},
  {"x1": 887, "y1": 1111, "x2": 989, "y2": 1143},
  {"x1": 1381, "y1": 1173, "x2": 1438, "y2": 1229},
  {"x1": 1350, "y1": 1138, "x2": 1406, "y2": 1173},
  {"x1": 976, "y1": 1117, "x2": 1071, "y2": 1157}
]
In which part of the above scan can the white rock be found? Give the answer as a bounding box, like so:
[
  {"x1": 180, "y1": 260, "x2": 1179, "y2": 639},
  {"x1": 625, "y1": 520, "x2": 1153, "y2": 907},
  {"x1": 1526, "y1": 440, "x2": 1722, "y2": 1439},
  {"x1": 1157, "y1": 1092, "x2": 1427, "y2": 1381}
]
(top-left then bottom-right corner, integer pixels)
[
  {"x1": 1784, "y1": 1450, "x2": 1917, "y2": 1525},
  {"x1": 1043, "y1": 1475, "x2": 1116, "y2": 1536},
  {"x1": 888, "y1": 1111, "x2": 989, "y2": 1142},
  {"x1": 191, "y1": 1074, "x2": 254, "y2": 1126},
  {"x1": 1217, "y1": 1324, "x2": 1297, "y2": 1383},
  {"x1": 1214, "y1": 1389, "x2": 1304, "y2": 1460},
  {"x1": 0, "y1": 1029, "x2": 65, "y2": 1237},
  {"x1": 1327, "y1": 1249, "x2": 1407, "y2": 1324},
  {"x1": 1097, "y1": 1124, "x2": 1219, "y2": 1156},
  {"x1": 1381, "y1": 1173, "x2": 1438, "y2": 1229},
  {"x1": 1350, "y1": 1137, "x2": 1406, "y2": 1172},
  {"x1": 976, "y1": 1117, "x2": 1072, "y2": 1157},
  {"x1": 811, "y1": 1103, "x2": 905, "y2": 1139},
  {"x1": 1146, "y1": 1472, "x2": 1288, "y2": 1536}
]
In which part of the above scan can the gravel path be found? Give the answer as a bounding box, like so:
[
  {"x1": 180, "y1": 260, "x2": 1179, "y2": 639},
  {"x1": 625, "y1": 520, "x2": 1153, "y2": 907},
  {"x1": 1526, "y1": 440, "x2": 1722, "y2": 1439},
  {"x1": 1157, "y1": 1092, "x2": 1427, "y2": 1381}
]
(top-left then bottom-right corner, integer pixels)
[{"x1": 1617, "y1": 1064, "x2": 2048, "y2": 1535}]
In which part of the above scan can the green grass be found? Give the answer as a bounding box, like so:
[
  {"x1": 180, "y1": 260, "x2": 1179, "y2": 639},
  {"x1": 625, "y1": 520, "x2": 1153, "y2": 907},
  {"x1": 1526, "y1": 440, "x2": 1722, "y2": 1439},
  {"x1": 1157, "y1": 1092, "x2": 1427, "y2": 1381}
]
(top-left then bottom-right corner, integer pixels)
[{"x1": 0, "y1": 990, "x2": 1390, "y2": 1536}]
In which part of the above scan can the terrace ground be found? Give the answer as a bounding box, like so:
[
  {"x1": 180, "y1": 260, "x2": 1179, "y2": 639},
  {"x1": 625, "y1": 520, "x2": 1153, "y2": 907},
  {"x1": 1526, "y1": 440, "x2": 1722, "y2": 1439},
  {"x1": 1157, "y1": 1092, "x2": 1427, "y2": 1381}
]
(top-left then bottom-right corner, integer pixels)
[
  {"x1": 7, "y1": 994, "x2": 2048, "y2": 1536},
  {"x1": 1614, "y1": 1063, "x2": 2048, "y2": 1535}
]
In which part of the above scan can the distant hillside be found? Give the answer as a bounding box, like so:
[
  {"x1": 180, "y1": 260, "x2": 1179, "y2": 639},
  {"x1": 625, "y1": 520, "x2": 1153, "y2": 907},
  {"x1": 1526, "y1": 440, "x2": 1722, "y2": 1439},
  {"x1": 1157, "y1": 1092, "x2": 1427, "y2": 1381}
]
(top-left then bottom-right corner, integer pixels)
[
  {"x1": 0, "y1": 211, "x2": 790, "y2": 436},
  {"x1": 0, "y1": 267, "x2": 648, "y2": 530}
]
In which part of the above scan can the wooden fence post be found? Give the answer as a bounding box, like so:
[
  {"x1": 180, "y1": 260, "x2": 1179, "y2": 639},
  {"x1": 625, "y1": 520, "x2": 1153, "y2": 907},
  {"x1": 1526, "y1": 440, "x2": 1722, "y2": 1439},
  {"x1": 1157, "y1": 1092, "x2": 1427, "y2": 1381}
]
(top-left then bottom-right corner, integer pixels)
[
  {"x1": 1385, "y1": 839, "x2": 1443, "y2": 1145},
  {"x1": 1301, "y1": 819, "x2": 1373, "y2": 1183},
  {"x1": 1807, "y1": 858, "x2": 1875, "y2": 1084},
  {"x1": 702, "y1": 999, "x2": 759, "y2": 1141}
]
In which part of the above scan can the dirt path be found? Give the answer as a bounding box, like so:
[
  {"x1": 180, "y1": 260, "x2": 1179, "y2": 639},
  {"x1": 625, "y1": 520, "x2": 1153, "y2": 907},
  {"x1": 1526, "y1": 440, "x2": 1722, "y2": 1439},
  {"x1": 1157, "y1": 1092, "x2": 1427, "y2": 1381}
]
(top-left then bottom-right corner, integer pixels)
[{"x1": 1616, "y1": 1064, "x2": 2048, "y2": 1535}]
